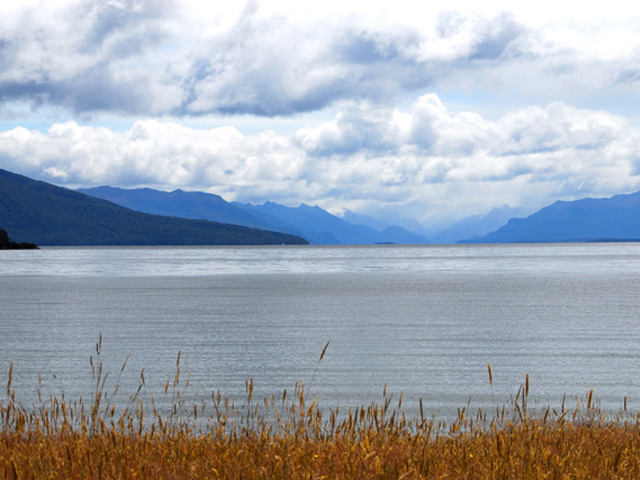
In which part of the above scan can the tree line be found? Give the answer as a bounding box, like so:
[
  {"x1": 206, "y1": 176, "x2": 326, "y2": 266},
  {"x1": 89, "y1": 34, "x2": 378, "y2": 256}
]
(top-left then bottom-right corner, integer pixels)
[{"x1": 0, "y1": 228, "x2": 38, "y2": 249}]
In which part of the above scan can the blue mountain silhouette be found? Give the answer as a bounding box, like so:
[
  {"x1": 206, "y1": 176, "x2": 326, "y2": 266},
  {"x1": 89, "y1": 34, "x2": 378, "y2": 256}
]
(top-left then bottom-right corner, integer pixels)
[{"x1": 465, "y1": 191, "x2": 640, "y2": 243}]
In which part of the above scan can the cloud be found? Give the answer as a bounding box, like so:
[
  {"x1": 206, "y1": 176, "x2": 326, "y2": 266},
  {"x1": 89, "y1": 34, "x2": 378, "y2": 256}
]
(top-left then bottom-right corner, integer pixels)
[
  {"x1": 2, "y1": 94, "x2": 640, "y2": 226},
  {"x1": 3, "y1": 2, "x2": 640, "y2": 226},
  {"x1": 2, "y1": 2, "x2": 640, "y2": 118},
  {"x1": 168, "y1": 8, "x2": 528, "y2": 116},
  {"x1": 0, "y1": 0, "x2": 181, "y2": 114}
]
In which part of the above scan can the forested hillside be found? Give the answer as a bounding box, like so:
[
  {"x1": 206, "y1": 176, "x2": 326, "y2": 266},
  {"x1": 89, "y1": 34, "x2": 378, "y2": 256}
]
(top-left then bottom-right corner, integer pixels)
[{"x1": 0, "y1": 169, "x2": 308, "y2": 246}]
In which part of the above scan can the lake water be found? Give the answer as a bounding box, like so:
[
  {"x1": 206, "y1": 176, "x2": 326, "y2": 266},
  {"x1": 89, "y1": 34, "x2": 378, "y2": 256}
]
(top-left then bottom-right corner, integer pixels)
[{"x1": 1, "y1": 243, "x2": 640, "y2": 423}]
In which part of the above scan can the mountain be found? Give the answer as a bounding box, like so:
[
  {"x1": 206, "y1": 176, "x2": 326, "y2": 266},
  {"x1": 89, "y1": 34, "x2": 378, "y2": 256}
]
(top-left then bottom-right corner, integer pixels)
[
  {"x1": 235, "y1": 201, "x2": 430, "y2": 244},
  {"x1": 79, "y1": 186, "x2": 430, "y2": 244},
  {"x1": 464, "y1": 191, "x2": 640, "y2": 243},
  {"x1": 78, "y1": 186, "x2": 314, "y2": 241},
  {"x1": 236, "y1": 201, "x2": 374, "y2": 244},
  {"x1": 231, "y1": 202, "x2": 338, "y2": 244},
  {"x1": 340, "y1": 209, "x2": 392, "y2": 232},
  {"x1": 431, "y1": 205, "x2": 531, "y2": 243},
  {"x1": 0, "y1": 169, "x2": 307, "y2": 246},
  {"x1": 377, "y1": 225, "x2": 430, "y2": 244},
  {"x1": 78, "y1": 186, "x2": 277, "y2": 230}
]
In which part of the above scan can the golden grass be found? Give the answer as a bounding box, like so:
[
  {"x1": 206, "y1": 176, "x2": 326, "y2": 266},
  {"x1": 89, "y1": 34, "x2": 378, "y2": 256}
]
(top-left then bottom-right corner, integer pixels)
[{"x1": 2, "y1": 341, "x2": 640, "y2": 479}]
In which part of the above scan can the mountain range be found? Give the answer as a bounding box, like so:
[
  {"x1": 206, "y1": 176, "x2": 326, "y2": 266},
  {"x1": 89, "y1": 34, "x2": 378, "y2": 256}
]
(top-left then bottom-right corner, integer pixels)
[
  {"x1": 0, "y1": 168, "x2": 307, "y2": 246},
  {"x1": 429, "y1": 205, "x2": 532, "y2": 244},
  {"x1": 78, "y1": 185, "x2": 640, "y2": 244},
  {"x1": 78, "y1": 186, "x2": 430, "y2": 245},
  {"x1": 3, "y1": 166, "x2": 640, "y2": 245},
  {"x1": 465, "y1": 191, "x2": 640, "y2": 243}
]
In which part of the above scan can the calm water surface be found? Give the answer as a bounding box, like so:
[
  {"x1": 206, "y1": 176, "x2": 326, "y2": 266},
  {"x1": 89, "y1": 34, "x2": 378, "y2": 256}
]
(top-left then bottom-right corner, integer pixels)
[{"x1": 1, "y1": 243, "x2": 640, "y2": 422}]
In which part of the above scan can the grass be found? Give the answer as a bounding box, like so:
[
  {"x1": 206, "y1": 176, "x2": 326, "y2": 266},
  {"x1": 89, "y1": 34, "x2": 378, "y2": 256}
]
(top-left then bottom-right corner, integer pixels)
[{"x1": 2, "y1": 340, "x2": 640, "y2": 479}]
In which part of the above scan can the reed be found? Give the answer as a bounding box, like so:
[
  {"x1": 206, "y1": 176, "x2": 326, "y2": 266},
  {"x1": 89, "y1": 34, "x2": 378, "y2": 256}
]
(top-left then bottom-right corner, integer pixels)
[{"x1": 2, "y1": 345, "x2": 640, "y2": 479}]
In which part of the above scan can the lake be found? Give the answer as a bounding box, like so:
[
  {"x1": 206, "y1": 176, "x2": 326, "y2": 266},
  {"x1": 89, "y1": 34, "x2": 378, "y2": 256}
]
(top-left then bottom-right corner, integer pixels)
[{"x1": 1, "y1": 243, "x2": 640, "y2": 423}]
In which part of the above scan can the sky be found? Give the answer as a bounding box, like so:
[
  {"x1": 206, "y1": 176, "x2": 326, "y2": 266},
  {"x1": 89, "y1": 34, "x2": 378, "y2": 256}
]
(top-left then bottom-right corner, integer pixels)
[{"x1": 2, "y1": 0, "x2": 640, "y2": 229}]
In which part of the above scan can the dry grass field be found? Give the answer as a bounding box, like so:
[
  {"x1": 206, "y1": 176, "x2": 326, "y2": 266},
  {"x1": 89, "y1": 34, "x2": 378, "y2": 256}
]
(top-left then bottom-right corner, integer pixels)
[{"x1": 2, "y1": 345, "x2": 640, "y2": 479}]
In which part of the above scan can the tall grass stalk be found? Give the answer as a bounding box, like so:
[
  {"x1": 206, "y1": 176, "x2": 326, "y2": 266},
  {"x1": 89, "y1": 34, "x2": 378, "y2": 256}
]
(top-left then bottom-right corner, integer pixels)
[{"x1": 2, "y1": 350, "x2": 640, "y2": 478}]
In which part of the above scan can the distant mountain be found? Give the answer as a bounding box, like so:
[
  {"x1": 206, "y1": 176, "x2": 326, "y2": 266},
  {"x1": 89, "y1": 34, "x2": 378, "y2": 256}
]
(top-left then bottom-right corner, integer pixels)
[
  {"x1": 79, "y1": 186, "x2": 313, "y2": 241},
  {"x1": 383, "y1": 215, "x2": 433, "y2": 239},
  {"x1": 464, "y1": 191, "x2": 640, "y2": 243},
  {"x1": 341, "y1": 209, "x2": 392, "y2": 232},
  {"x1": 0, "y1": 169, "x2": 307, "y2": 246},
  {"x1": 378, "y1": 225, "x2": 430, "y2": 244},
  {"x1": 235, "y1": 201, "x2": 430, "y2": 244},
  {"x1": 236, "y1": 201, "x2": 371, "y2": 244},
  {"x1": 78, "y1": 186, "x2": 276, "y2": 230},
  {"x1": 231, "y1": 202, "x2": 338, "y2": 244},
  {"x1": 73, "y1": 181, "x2": 640, "y2": 244},
  {"x1": 431, "y1": 205, "x2": 531, "y2": 243},
  {"x1": 79, "y1": 186, "x2": 429, "y2": 244}
]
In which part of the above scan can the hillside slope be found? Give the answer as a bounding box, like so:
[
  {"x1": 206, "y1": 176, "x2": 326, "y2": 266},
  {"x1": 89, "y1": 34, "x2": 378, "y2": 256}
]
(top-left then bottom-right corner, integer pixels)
[
  {"x1": 0, "y1": 169, "x2": 308, "y2": 246},
  {"x1": 78, "y1": 186, "x2": 275, "y2": 230}
]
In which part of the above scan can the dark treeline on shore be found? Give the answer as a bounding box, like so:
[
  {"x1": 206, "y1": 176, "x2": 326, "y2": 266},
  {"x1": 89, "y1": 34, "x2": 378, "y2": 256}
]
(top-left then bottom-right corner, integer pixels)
[{"x1": 0, "y1": 228, "x2": 38, "y2": 250}]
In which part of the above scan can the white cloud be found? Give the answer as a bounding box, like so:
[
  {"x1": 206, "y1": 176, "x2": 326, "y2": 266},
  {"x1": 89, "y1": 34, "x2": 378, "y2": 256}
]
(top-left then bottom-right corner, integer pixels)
[
  {"x1": 2, "y1": 1, "x2": 640, "y2": 119},
  {"x1": 2, "y1": 95, "x2": 640, "y2": 227},
  {"x1": 0, "y1": 0, "x2": 181, "y2": 114},
  {"x1": 3, "y1": 1, "x2": 640, "y2": 226}
]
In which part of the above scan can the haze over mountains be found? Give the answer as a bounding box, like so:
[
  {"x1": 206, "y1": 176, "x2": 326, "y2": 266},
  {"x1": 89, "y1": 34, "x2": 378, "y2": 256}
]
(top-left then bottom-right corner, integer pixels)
[
  {"x1": 3, "y1": 167, "x2": 640, "y2": 245},
  {"x1": 79, "y1": 184, "x2": 640, "y2": 244},
  {"x1": 430, "y1": 206, "x2": 533, "y2": 244},
  {"x1": 79, "y1": 186, "x2": 431, "y2": 245}
]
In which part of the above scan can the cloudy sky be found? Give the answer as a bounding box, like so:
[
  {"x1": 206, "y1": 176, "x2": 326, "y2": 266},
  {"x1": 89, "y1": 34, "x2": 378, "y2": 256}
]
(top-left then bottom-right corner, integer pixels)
[{"x1": 2, "y1": 0, "x2": 640, "y2": 228}]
